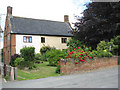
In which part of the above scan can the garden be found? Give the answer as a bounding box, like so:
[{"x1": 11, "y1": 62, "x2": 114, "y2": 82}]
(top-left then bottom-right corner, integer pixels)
[{"x1": 8, "y1": 35, "x2": 120, "y2": 80}]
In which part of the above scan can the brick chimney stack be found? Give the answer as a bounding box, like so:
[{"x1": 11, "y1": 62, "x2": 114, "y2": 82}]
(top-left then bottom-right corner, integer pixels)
[
  {"x1": 64, "y1": 15, "x2": 72, "y2": 28},
  {"x1": 7, "y1": 6, "x2": 12, "y2": 16},
  {"x1": 64, "y1": 15, "x2": 69, "y2": 23}
]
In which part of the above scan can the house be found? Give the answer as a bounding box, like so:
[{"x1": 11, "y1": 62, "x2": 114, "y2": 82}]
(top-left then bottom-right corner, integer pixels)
[{"x1": 4, "y1": 6, "x2": 73, "y2": 64}]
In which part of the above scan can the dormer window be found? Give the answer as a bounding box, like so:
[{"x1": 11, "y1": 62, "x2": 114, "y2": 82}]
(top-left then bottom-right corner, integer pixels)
[{"x1": 23, "y1": 36, "x2": 32, "y2": 43}]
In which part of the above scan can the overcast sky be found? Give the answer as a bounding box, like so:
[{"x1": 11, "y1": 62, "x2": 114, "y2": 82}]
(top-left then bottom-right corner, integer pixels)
[{"x1": 0, "y1": 0, "x2": 91, "y2": 48}]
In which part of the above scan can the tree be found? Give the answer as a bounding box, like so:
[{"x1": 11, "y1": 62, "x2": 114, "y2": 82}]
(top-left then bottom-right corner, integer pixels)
[{"x1": 74, "y1": 2, "x2": 120, "y2": 49}]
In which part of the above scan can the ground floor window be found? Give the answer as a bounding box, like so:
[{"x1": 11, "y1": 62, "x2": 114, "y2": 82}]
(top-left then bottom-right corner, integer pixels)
[
  {"x1": 41, "y1": 37, "x2": 45, "y2": 43},
  {"x1": 61, "y1": 38, "x2": 67, "y2": 43}
]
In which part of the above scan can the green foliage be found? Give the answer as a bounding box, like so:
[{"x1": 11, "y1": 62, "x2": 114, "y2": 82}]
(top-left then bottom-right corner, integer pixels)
[
  {"x1": 65, "y1": 46, "x2": 96, "y2": 64},
  {"x1": 74, "y1": 2, "x2": 120, "y2": 49},
  {"x1": 56, "y1": 65, "x2": 60, "y2": 74},
  {"x1": 9, "y1": 54, "x2": 20, "y2": 67},
  {"x1": 35, "y1": 53, "x2": 41, "y2": 60},
  {"x1": 96, "y1": 50, "x2": 113, "y2": 58},
  {"x1": 114, "y1": 35, "x2": 120, "y2": 45},
  {"x1": 67, "y1": 39, "x2": 91, "y2": 51},
  {"x1": 20, "y1": 46, "x2": 35, "y2": 68},
  {"x1": 20, "y1": 46, "x2": 35, "y2": 61},
  {"x1": 40, "y1": 53, "x2": 48, "y2": 61},
  {"x1": 1, "y1": 48, "x2": 3, "y2": 62},
  {"x1": 40, "y1": 45, "x2": 51, "y2": 54},
  {"x1": 97, "y1": 41, "x2": 107, "y2": 51},
  {"x1": 96, "y1": 40, "x2": 118, "y2": 55},
  {"x1": 46, "y1": 49, "x2": 65, "y2": 66},
  {"x1": 15, "y1": 57, "x2": 25, "y2": 69}
]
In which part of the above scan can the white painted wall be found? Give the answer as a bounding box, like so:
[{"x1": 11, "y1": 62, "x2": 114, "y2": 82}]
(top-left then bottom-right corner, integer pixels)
[{"x1": 16, "y1": 34, "x2": 41, "y2": 54}]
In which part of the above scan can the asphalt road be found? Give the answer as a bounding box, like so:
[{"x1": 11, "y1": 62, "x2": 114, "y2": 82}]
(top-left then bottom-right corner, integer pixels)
[{"x1": 2, "y1": 66, "x2": 119, "y2": 88}]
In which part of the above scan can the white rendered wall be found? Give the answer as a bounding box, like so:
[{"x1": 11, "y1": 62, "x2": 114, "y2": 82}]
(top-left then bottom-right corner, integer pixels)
[{"x1": 16, "y1": 34, "x2": 40, "y2": 54}]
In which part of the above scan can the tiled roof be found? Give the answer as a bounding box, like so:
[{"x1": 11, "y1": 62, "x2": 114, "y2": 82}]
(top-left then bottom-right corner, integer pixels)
[{"x1": 10, "y1": 16, "x2": 73, "y2": 36}]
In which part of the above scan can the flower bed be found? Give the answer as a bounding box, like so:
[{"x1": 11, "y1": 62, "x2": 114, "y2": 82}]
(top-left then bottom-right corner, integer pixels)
[{"x1": 60, "y1": 56, "x2": 118, "y2": 74}]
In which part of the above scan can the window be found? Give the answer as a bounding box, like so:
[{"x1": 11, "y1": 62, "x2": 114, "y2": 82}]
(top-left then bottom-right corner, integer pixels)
[
  {"x1": 23, "y1": 36, "x2": 32, "y2": 43},
  {"x1": 61, "y1": 38, "x2": 67, "y2": 43},
  {"x1": 41, "y1": 37, "x2": 45, "y2": 43}
]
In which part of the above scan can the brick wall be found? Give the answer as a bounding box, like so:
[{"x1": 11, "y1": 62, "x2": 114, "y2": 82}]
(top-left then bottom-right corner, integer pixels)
[
  {"x1": 60, "y1": 56, "x2": 118, "y2": 75},
  {"x1": 4, "y1": 15, "x2": 16, "y2": 64}
]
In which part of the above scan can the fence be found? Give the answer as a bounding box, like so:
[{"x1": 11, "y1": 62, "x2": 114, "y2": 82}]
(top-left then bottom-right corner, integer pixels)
[
  {"x1": 60, "y1": 56, "x2": 118, "y2": 75},
  {"x1": 1, "y1": 63, "x2": 17, "y2": 81}
]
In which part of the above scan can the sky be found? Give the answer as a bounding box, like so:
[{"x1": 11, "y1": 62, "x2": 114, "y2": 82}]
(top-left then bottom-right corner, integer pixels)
[{"x1": 0, "y1": 0, "x2": 91, "y2": 49}]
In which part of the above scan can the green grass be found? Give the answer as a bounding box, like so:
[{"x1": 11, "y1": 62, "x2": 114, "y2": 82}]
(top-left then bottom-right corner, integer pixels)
[{"x1": 17, "y1": 62, "x2": 60, "y2": 81}]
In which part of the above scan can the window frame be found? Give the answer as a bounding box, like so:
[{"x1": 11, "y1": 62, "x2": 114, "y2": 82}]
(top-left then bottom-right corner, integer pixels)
[
  {"x1": 41, "y1": 37, "x2": 45, "y2": 43},
  {"x1": 61, "y1": 38, "x2": 67, "y2": 43},
  {"x1": 23, "y1": 36, "x2": 32, "y2": 43}
]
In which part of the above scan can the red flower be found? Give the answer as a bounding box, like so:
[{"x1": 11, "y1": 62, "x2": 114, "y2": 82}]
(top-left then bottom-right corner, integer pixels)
[
  {"x1": 67, "y1": 52, "x2": 69, "y2": 55},
  {"x1": 77, "y1": 47, "x2": 80, "y2": 49},
  {"x1": 75, "y1": 54, "x2": 77, "y2": 56},
  {"x1": 90, "y1": 57, "x2": 92, "y2": 59},
  {"x1": 84, "y1": 57, "x2": 86, "y2": 60},
  {"x1": 73, "y1": 48, "x2": 75, "y2": 51},
  {"x1": 57, "y1": 61, "x2": 59, "y2": 63},
  {"x1": 79, "y1": 53, "x2": 82, "y2": 56},
  {"x1": 58, "y1": 64, "x2": 60, "y2": 65},
  {"x1": 75, "y1": 62, "x2": 79, "y2": 64},
  {"x1": 82, "y1": 51, "x2": 84, "y2": 53},
  {"x1": 66, "y1": 57, "x2": 69, "y2": 59},
  {"x1": 71, "y1": 51, "x2": 74, "y2": 54},
  {"x1": 68, "y1": 55, "x2": 71, "y2": 57},
  {"x1": 78, "y1": 57, "x2": 81, "y2": 59}
]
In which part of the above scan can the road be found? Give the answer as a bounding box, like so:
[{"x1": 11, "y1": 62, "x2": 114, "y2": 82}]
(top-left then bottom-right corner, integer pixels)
[{"x1": 2, "y1": 66, "x2": 119, "y2": 88}]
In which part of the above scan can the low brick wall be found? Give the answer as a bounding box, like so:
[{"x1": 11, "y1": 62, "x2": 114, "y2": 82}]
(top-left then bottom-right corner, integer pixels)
[{"x1": 60, "y1": 56, "x2": 118, "y2": 75}]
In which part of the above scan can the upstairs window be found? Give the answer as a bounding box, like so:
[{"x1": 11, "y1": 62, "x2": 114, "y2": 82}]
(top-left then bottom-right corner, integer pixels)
[
  {"x1": 23, "y1": 36, "x2": 32, "y2": 43},
  {"x1": 61, "y1": 38, "x2": 67, "y2": 43},
  {"x1": 41, "y1": 37, "x2": 45, "y2": 43}
]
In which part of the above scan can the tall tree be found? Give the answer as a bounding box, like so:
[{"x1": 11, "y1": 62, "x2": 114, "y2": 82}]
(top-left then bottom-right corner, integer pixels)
[{"x1": 74, "y1": 2, "x2": 120, "y2": 49}]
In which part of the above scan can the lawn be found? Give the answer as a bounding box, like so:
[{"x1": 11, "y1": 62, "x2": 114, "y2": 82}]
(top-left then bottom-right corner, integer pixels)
[{"x1": 17, "y1": 62, "x2": 60, "y2": 81}]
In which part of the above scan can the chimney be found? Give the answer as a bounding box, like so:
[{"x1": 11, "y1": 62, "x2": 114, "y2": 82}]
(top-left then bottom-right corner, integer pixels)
[
  {"x1": 64, "y1": 15, "x2": 72, "y2": 28},
  {"x1": 64, "y1": 15, "x2": 69, "y2": 23},
  {"x1": 7, "y1": 6, "x2": 12, "y2": 16}
]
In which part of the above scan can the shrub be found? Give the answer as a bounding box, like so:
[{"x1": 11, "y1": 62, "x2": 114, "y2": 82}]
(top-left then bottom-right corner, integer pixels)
[
  {"x1": 40, "y1": 45, "x2": 51, "y2": 54},
  {"x1": 40, "y1": 53, "x2": 48, "y2": 61},
  {"x1": 67, "y1": 39, "x2": 87, "y2": 51},
  {"x1": 15, "y1": 57, "x2": 24, "y2": 69},
  {"x1": 65, "y1": 46, "x2": 96, "y2": 64},
  {"x1": 9, "y1": 54, "x2": 21, "y2": 67},
  {"x1": 35, "y1": 53, "x2": 41, "y2": 60},
  {"x1": 96, "y1": 50, "x2": 113, "y2": 58},
  {"x1": 46, "y1": 49, "x2": 65, "y2": 66},
  {"x1": 114, "y1": 35, "x2": 120, "y2": 45},
  {"x1": 20, "y1": 46, "x2": 35, "y2": 68},
  {"x1": 56, "y1": 64, "x2": 60, "y2": 74},
  {"x1": 97, "y1": 41, "x2": 108, "y2": 51}
]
